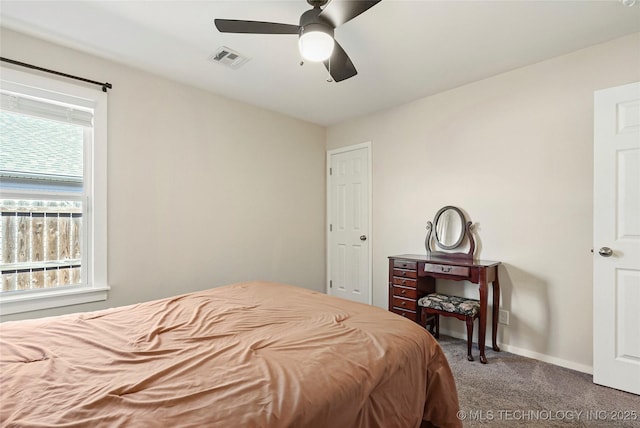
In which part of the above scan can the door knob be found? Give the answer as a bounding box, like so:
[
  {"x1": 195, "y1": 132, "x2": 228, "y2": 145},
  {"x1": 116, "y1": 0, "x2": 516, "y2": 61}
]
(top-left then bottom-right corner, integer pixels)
[
  {"x1": 360, "y1": 235, "x2": 367, "y2": 241},
  {"x1": 598, "y1": 247, "x2": 613, "y2": 257}
]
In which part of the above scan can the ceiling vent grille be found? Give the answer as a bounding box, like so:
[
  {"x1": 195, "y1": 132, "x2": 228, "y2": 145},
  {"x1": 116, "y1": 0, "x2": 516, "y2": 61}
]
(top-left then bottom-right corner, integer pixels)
[{"x1": 208, "y1": 47, "x2": 250, "y2": 69}]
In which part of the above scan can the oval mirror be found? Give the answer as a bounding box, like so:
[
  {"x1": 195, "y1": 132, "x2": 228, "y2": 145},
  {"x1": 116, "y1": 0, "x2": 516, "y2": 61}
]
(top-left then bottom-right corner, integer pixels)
[{"x1": 434, "y1": 206, "x2": 466, "y2": 250}]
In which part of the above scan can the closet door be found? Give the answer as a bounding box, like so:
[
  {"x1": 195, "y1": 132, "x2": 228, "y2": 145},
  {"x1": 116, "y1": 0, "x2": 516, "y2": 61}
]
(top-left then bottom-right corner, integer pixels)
[{"x1": 593, "y1": 81, "x2": 640, "y2": 395}]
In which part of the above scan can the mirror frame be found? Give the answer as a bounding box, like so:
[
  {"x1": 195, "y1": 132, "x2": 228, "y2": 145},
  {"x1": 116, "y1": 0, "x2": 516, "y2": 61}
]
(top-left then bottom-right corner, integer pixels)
[
  {"x1": 433, "y1": 206, "x2": 466, "y2": 250},
  {"x1": 425, "y1": 206, "x2": 476, "y2": 260}
]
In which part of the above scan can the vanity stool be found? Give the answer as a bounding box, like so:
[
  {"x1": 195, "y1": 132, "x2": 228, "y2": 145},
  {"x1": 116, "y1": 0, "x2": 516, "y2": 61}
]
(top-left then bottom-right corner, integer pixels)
[{"x1": 418, "y1": 293, "x2": 480, "y2": 362}]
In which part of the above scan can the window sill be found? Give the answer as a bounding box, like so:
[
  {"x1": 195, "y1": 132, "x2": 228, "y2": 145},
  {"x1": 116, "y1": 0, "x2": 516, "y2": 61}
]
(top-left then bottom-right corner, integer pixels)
[{"x1": 0, "y1": 285, "x2": 110, "y2": 316}]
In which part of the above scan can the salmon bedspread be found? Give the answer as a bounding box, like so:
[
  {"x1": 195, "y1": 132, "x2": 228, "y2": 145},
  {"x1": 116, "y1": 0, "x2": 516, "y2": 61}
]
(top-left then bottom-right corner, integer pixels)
[{"x1": 0, "y1": 282, "x2": 460, "y2": 428}]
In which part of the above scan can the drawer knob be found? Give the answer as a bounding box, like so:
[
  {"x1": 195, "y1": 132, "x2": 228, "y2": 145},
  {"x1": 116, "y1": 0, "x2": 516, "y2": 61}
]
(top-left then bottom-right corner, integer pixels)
[
  {"x1": 401, "y1": 301, "x2": 406, "y2": 306},
  {"x1": 401, "y1": 289, "x2": 406, "y2": 294},
  {"x1": 401, "y1": 280, "x2": 406, "y2": 285},
  {"x1": 441, "y1": 266, "x2": 452, "y2": 273}
]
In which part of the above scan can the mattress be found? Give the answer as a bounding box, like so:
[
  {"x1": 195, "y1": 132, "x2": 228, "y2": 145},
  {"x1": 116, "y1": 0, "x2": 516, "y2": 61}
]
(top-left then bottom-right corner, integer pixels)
[{"x1": 0, "y1": 281, "x2": 460, "y2": 427}]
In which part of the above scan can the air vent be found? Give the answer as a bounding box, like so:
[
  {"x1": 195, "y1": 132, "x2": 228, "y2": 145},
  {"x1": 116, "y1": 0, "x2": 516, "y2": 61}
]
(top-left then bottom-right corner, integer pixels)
[{"x1": 208, "y1": 47, "x2": 250, "y2": 69}]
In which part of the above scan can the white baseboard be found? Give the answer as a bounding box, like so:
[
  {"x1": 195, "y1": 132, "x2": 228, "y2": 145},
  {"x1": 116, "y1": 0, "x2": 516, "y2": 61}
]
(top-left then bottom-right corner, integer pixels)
[{"x1": 441, "y1": 329, "x2": 593, "y2": 375}]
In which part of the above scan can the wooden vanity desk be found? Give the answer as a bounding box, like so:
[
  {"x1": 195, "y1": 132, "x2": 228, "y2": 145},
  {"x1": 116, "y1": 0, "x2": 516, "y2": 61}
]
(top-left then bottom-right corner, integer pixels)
[
  {"x1": 388, "y1": 205, "x2": 501, "y2": 363},
  {"x1": 388, "y1": 254, "x2": 501, "y2": 364}
]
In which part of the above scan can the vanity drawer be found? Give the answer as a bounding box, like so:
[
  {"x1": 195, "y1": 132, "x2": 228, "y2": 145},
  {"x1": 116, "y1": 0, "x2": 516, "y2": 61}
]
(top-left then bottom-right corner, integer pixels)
[
  {"x1": 393, "y1": 260, "x2": 417, "y2": 270},
  {"x1": 388, "y1": 256, "x2": 435, "y2": 325},
  {"x1": 393, "y1": 269, "x2": 417, "y2": 279},
  {"x1": 392, "y1": 296, "x2": 417, "y2": 311},
  {"x1": 392, "y1": 285, "x2": 417, "y2": 299},
  {"x1": 423, "y1": 264, "x2": 470, "y2": 277},
  {"x1": 392, "y1": 277, "x2": 417, "y2": 288},
  {"x1": 390, "y1": 307, "x2": 417, "y2": 320}
]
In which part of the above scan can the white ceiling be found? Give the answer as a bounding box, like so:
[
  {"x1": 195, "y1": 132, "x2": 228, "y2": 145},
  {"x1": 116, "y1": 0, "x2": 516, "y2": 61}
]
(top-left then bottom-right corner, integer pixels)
[{"x1": 1, "y1": 1, "x2": 639, "y2": 126}]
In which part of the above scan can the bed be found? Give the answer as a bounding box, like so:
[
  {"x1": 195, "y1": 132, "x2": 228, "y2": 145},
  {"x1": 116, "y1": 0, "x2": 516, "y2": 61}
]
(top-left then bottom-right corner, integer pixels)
[{"x1": 0, "y1": 281, "x2": 461, "y2": 428}]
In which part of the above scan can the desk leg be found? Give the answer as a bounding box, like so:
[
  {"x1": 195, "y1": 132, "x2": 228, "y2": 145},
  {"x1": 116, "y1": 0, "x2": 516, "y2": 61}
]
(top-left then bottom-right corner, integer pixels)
[
  {"x1": 492, "y1": 273, "x2": 501, "y2": 352},
  {"x1": 478, "y1": 276, "x2": 488, "y2": 364}
]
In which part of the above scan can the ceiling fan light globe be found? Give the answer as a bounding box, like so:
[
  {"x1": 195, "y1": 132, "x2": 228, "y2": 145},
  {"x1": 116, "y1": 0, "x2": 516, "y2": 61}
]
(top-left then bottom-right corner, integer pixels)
[{"x1": 299, "y1": 31, "x2": 334, "y2": 62}]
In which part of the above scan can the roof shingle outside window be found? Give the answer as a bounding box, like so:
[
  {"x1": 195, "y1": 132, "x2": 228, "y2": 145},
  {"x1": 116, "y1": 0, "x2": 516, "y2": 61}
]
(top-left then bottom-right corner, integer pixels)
[{"x1": 0, "y1": 111, "x2": 83, "y2": 180}]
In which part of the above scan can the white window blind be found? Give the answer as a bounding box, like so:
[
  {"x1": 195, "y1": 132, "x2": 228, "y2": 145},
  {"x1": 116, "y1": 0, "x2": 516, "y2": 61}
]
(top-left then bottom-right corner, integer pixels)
[{"x1": 0, "y1": 91, "x2": 93, "y2": 128}]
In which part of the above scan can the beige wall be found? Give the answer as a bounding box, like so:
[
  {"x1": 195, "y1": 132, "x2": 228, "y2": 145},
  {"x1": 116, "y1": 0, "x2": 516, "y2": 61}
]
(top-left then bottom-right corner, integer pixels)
[
  {"x1": 3, "y1": 25, "x2": 639, "y2": 373},
  {"x1": 326, "y1": 33, "x2": 640, "y2": 372},
  {"x1": 0, "y1": 28, "x2": 326, "y2": 321}
]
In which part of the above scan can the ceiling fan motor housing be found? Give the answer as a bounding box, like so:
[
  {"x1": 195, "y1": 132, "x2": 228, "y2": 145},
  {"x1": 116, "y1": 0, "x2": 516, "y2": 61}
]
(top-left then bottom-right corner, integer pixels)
[
  {"x1": 299, "y1": 7, "x2": 335, "y2": 36},
  {"x1": 306, "y1": 0, "x2": 329, "y2": 8}
]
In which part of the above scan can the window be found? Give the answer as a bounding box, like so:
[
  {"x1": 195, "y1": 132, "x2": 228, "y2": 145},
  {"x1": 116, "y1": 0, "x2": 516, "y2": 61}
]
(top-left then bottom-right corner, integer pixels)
[{"x1": 0, "y1": 68, "x2": 108, "y2": 315}]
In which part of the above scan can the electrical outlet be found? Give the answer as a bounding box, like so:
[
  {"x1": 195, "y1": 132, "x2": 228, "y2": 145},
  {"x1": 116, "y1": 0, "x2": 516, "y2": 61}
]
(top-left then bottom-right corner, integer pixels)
[{"x1": 498, "y1": 309, "x2": 510, "y2": 325}]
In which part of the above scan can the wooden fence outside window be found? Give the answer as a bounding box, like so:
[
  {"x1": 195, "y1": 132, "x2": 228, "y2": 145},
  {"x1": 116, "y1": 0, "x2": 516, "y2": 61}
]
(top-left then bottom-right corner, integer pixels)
[{"x1": 0, "y1": 200, "x2": 82, "y2": 292}]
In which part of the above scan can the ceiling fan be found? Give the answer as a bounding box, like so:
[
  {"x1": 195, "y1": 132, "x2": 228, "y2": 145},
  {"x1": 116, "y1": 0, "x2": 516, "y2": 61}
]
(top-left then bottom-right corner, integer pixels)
[{"x1": 214, "y1": 0, "x2": 381, "y2": 82}]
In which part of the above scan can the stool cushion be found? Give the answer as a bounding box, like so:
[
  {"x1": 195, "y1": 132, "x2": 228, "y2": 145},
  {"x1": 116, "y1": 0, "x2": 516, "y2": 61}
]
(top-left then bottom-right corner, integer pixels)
[{"x1": 418, "y1": 293, "x2": 480, "y2": 317}]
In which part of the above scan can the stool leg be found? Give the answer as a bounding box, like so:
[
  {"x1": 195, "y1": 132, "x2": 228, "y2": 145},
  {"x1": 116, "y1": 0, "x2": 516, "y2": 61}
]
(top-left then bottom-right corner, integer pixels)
[
  {"x1": 429, "y1": 316, "x2": 436, "y2": 335},
  {"x1": 421, "y1": 310, "x2": 436, "y2": 336},
  {"x1": 434, "y1": 314, "x2": 440, "y2": 339},
  {"x1": 466, "y1": 316, "x2": 474, "y2": 361}
]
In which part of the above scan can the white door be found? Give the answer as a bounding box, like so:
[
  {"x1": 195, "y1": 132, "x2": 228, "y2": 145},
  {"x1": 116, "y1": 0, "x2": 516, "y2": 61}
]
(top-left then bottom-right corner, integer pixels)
[
  {"x1": 593, "y1": 81, "x2": 640, "y2": 395},
  {"x1": 327, "y1": 143, "x2": 371, "y2": 305}
]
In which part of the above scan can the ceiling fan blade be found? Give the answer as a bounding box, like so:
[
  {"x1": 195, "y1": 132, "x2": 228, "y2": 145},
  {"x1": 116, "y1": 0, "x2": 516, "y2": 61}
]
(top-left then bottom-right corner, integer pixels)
[
  {"x1": 323, "y1": 41, "x2": 357, "y2": 82},
  {"x1": 319, "y1": 0, "x2": 381, "y2": 28},
  {"x1": 214, "y1": 19, "x2": 299, "y2": 34}
]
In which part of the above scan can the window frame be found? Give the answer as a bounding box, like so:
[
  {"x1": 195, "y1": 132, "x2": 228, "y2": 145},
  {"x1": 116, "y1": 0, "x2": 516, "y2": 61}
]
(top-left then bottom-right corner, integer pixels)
[{"x1": 0, "y1": 67, "x2": 108, "y2": 315}]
